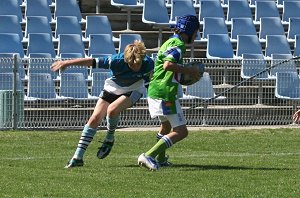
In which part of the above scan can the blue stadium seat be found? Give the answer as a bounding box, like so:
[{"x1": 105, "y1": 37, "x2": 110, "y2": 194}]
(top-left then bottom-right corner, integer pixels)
[
  {"x1": 0, "y1": 53, "x2": 26, "y2": 80},
  {"x1": 60, "y1": 73, "x2": 95, "y2": 99},
  {"x1": 255, "y1": 1, "x2": 280, "y2": 22},
  {"x1": 282, "y1": 1, "x2": 300, "y2": 22},
  {"x1": 170, "y1": 0, "x2": 197, "y2": 23},
  {"x1": 287, "y1": 17, "x2": 300, "y2": 40},
  {"x1": 118, "y1": 34, "x2": 142, "y2": 53},
  {"x1": 0, "y1": 0, "x2": 24, "y2": 23},
  {"x1": 275, "y1": 71, "x2": 300, "y2": 100},
  {"x1": 55, "y1": 16, "x2": 84, "y2": 41},
  {"x1": 269, "y1": 53, "x2": 297, "y2": 79},
  {"x1": 259, "y1": 17, "x2": 285, "y2": 40},
  {"x1": 203, "y1": 17, "x2": 228, "y2": 39},
  {"x1": 0, "y1": 33, "x2": 26, "y2": 58},
  {"x1": 25, "y1": 0, "x2": 53, "y2": 23},
  {"x1": 57, "y1": 34, "x2": 86, "y2": 57},
  {"x1": 25, "y1": 16, "x2": 54, "y2": 40},
  {"x1": 91, "y1": 72, "x2": 111, "y2": 97},
  {"x1": 230, "y1": 17, "x2": 257, "y2": 40},
  {"x1": 294, "y1": 34, "x2": 300, "y2": 57},
  {"x1": 88, "y1": 34, "x2": 117, "y2": 57},
  {"x1": 265, "y1": 35, "x2": 291, "y2": 57},
  {"x1": 227, "y1": 0, "x2": 253, "y2": 22},
  {"x1": 241, "y1": 53, "x2": 268, "y2": 79},
  {"x1": 27, "y1": 53, "x2": 58, "y2": 80},
  {"x1": 54, "y1": 0, "x2": 85, "y2": 23},
  {"x1": 27, "y1": 33, "x2": 56, "y2": 58},
  {"x1": 236, "y1": 35, "x2": 263, "y2": 57},
  {"x1": 142, "y1": 0, "x2": 170, "y2": 47},
  {"x1": 27, "y1": 73, "x2": 59, "y2": 99},
  {"x1": 85, "y1": 15, "x2": 119, "y2": 42},
  {"x1": 206, "y1": 34, "x2": 234, "y2": 58},
  {"x1": 0, "y1": 73, "x2": 23, "y2": 91},
  {"x1": 0, "y1": 15, "x2": 23, "y2": 42},
  {"x1": 199, "y1": 0, "x2": 225, "y2": 22}
]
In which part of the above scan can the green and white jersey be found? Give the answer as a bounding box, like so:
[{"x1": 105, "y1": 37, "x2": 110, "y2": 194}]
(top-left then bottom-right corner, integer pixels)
[{"x1": 147, "y1": 35, "x2": 186, "y2": 101}]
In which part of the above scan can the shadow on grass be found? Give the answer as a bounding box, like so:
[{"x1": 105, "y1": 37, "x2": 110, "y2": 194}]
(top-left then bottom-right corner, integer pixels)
[{"x1": 125, "y1": 164, "x2": 291, "y2": 171}]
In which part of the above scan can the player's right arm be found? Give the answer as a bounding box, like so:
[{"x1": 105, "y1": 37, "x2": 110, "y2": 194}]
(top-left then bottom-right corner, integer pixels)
[
  {"x1": 51, "y1": 58, "x2": 94, "y2": 72},
  {"x1": 293, "y1": 109, "x2": 300, "y2": 122},
  {"x1": 163, "y1": 61, "x2": 201, "y2": 79}
]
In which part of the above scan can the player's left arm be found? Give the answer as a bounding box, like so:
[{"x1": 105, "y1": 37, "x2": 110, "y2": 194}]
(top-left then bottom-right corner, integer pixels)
[
  {"x1": 293, "y1": 109, "x2": 300, "y2": 122},
  {"x1": 51, "y1": 58, "x2": 94, "y2": 72}
]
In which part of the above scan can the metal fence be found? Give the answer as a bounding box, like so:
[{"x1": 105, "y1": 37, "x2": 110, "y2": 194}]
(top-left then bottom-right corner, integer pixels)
[{"x1": 0, "y1": 56, "x2": 299, "y2": 130}]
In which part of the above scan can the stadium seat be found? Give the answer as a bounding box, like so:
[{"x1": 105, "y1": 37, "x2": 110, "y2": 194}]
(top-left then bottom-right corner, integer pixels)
[
  {"x1": 60, "y1": 73, "x2": 95, "y2": 99},
  {"x1": 236, "y1": 35, "x2": 263, "y2": 57},
  {"x1": 206, "y1": 34, "x2": 234, "y2": 59},
  {"x1": 199, "y1": 0, "x2": 225, "y2": 22},
  {"x1": 0, "y1": 53, "x2": 26, "y2": 80},
  {"x1": 230, "y1": 17, "x2": 257, "y2": 40},
  {"x1": 202, "y1": 17, "x2": 228, "y2": 39},
  {"x1": 269, "y1": 53, "x2": 297, "y2": 79},
  {"x1": 27, "y1": 73, "x2": 59, "y2": 99},
  {"x1": 27, "y1": 33, "x2": 56, "y2": 58},
  {"x1": 142, "y1": 0, "x2": 170, "y2": 47},
  {"x1": 282, "y1": 1, "x2": 300, "y2": 22},
  {"x1": 265, "y1": 35, "x2": 292, "y2": 57},
  {"x1": 25, "y1": 16, "x2": 54, "y2": 40},
  {"x1": 55, "y1": 16, "x2": 85, "y2": 41},
  {"x1": 275, "y1": 71, "x2": 300, "y2": 100},
  {"x1": 85, "y1": 15, "x2": 119, "y2": 42},
  {"x1": 227, "y1": 0, "x2": 253, "y2": 22},
  {"x1": 287, "y1": 17, "x2": 300, "y2": 40},
  {"x1": 294, "y1": 34, "x2": 300, "y2": 57},
  {"x1": 88, "y1": 34, "x2": 117, "y2": 57},
  {"x1": 91, "y1": 72, "x2": 111, "y2": 97},
  {"x1": 54, "y1": 0, "x2": 85, "y2": 23},
  {"x1": 183, "y1": 72, "x2": 226, "y2": 125},
  {"x1": 259, "y1": 17, "x2": 285, "y2": 40},
  {"x1": 111, "y1": 0, "x2": 143, "y2": 30},
  {"x1": 27, "y1": 53, "x2": 58, "y2": 80},
  {"x1": 118, "y1": 34, "x2": 142, "y2": 53},
  {"x1": 0, "y1": 33, "x2": 26, "y2": 58},
  {"x1": 0, "y1": 15, "x2": 23, "y2": 42},
  {"x1": 0, "y1": 0, "x2": 24, "y2": 23},
  {"x1": 25, "y1": 0, "x2": 53, "y2": 23},
  {"x1": 58, "y1": 53, "x2": 89, "y2": 79},
  {"x1": 57, "y1": 34, "x2": 86, "y2": 58},
  {"x1": 0, "y1": 73, "x2": 23, "y2": 91},
  {"x1": 241, "y1": 53, "x2": 268, "y2": 79},
  {"x1": 255, "y1": 1, "x2": 280, "y2": 22},
  {"x1": 169, "y1": 0, "x2": 197, "y2": 23}
]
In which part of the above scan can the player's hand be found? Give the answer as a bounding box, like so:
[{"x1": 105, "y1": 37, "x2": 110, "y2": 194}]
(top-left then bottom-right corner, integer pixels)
[
  {"x1": 292, "y1": 109, "x2": 300, "y2": 123},
  {"x1": 51, "y1": 60, "x2": 67, "y2": 72}
]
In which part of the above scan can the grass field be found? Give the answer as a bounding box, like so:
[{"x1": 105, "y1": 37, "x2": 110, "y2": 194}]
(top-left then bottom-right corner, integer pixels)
[{"x1": 0, "y1": 128, "x2": 299, "y2": 197}]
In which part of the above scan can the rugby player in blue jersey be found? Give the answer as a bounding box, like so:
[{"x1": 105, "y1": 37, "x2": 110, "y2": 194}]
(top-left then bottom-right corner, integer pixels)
[{"x1": 51, "y1": 40, "x2": 154, "y2": 168}]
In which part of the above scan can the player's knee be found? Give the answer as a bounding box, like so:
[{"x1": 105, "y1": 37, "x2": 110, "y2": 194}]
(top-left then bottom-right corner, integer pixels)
[{"x1": 107, "y1": 106, "x2": 119, "y2": 117}]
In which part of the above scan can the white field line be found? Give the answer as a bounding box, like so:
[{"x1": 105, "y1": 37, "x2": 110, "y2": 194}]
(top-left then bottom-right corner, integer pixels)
[{"x1": 2, "y1": 152, "x2": 300, "y2": 161}]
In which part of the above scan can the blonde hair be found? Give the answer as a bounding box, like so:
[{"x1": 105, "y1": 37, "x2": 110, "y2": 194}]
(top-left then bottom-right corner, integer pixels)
[{"x1": 124, "y1": 40, "x2": 146, "y2": 66}]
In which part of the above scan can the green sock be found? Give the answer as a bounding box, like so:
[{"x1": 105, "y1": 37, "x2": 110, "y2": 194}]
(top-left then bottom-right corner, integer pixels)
[
  {"x1": 155, "y1": 133, "x2": 167, "y2": 163},
  {"x1": 145, "y1": 136, "x2": 173, "y2": 159}
]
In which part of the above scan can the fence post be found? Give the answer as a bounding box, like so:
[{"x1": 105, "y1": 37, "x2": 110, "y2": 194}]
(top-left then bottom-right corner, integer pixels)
[{"x1": 12, "y1": 54, "x2": 18, "y2": 130}]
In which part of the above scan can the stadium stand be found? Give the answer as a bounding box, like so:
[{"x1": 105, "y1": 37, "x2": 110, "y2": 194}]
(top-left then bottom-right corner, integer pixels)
[
  {"x1": 57, "y1": 34, "x2": 86, "y2": 58},
  {"x1": 24, "y1": 16, "x2": 54, "y2": 40},
  {"x1": 287, "y1": 17, "x2": 300, "y2": 41},
  {"x1": 294, "y1": 35, "x2": 300, "y2": 57},
  {"x1": 206, "y1": 34, "x2": 234, "y2": 59},
  {"x1": 27, "y1": 33, "x2": 56, "y2": 58},
  {"x1": 0, "y1": 53, "x2": 26, "y2": 80},
  {"x1": 0, "y1": 34, "x2": 26, "y2": 58},
  {"x1": 91, "y1": 72, "x2": 111, "y2": 97},
  {"x1": 269, "y1": 53, "x2": 297, "y2": 79},
  {"x1": 0, "y1": 73, "x2": 23, "y2": 91},
  {"x1": 55, "y1": 16, "x2": 85, "y2": 41},
  {"x1": 275, "y1": 71, "x2": 300, "y2": 100},
  {"x1": 54, "y1": 0, "x2": 85, "y2": 23},
  {"x1": 254, "y1": 0, "x2": 280, "y2": 22},
  {"x1": 199, "y1": 0, "x2": 225, "y2": 23},
  {"x1": 282, "y1": 1, "x2": 300, "y2": 22},
  {"x1": 259, "y1": 17, "x2": 285, "y2": 40}
]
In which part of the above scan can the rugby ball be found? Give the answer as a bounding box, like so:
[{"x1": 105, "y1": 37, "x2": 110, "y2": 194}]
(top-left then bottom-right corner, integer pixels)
[{"x1": 174, "y1": 63, "x2": 205, "y2": 85}]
